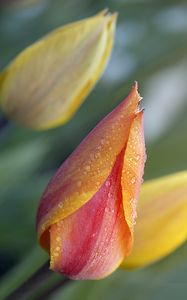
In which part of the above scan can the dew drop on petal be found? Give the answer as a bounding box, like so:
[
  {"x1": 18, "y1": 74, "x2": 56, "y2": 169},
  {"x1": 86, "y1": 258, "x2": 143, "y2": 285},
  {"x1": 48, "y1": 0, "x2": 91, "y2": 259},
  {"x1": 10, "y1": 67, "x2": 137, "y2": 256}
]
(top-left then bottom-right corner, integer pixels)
[
  {"x1": 105, "y1": 180, "x2": 111, "y2": 187},
  {"x1": 56, "y1": 236, "x2": 61, "y2": 242},
  {"x1": 58, "y1": 202, "x2": 63, "y2": 208},
  {"x1": 85, "y1": 165, "x2": 91, "y2": 171}
]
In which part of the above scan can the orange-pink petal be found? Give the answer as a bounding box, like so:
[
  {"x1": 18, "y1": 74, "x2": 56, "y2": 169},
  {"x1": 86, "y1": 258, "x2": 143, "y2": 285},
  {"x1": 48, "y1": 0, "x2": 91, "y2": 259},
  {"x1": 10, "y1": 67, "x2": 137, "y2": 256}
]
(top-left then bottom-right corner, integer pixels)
[
  {"x1": 121, "y1": 111, "x2": 146, "y2": 245},
  {"x1": 50, "y1": 149, "x2": 130, "y2": 279},
  {"x1": 37, "y1": 83, "x2": 141, "y2": 250}
]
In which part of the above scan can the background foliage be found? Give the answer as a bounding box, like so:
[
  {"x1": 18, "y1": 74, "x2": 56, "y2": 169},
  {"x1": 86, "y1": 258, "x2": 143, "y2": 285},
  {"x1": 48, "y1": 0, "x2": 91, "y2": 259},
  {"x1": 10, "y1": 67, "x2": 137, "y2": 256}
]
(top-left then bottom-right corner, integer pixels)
[{"x1": 0, "y1": 0, "x2": 187, "y2": 299}]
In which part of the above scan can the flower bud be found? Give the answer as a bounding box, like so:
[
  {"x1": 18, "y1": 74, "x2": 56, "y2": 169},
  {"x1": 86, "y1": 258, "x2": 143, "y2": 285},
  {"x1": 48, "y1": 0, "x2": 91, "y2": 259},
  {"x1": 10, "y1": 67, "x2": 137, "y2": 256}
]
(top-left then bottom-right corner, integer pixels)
[
  {"x1": 37, "y1": 83, "x2": 146, "y2": 279},
  {"x1": 0, "y1": 9, "x2": 117, "y2": 129},
  {"x1": 122, "y1": 171, "x2": 187, "y2": 269}
]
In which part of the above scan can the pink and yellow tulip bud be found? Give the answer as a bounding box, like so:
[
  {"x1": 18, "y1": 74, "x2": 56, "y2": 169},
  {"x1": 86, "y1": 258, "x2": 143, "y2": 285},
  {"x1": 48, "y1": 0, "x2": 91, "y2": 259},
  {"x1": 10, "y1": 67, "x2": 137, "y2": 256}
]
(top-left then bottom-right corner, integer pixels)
[
  {"x1": 0, "y1": 10, "x2": 117, "y2": 130},
  {"x1": 36, "y1": 83, "x2": 146, "y2": 280}
]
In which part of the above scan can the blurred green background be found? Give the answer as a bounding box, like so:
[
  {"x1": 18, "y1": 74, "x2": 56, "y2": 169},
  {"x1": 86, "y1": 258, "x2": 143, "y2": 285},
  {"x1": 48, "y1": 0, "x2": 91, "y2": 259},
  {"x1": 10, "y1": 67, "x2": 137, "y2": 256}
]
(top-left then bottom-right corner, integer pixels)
[{"x1": 0, "y1": 0, "x2": 187, "y2": 299}]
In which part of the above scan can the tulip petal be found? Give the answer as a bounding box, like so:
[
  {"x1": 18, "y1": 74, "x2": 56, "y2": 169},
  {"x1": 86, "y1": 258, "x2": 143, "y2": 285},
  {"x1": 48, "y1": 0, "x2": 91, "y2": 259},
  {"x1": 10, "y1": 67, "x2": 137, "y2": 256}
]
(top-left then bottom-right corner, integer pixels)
[
  {"x1": 122, "y1": 171, "x2": 187, "y2": 268},
  {"x1": 37, "y1": 83, "x2": 141, "y2": 250},
  {"x1": 50, "y1": 149, "x2": 130, "y2": 280},
  {"x1": 121, "y1": 110, "x2": 146, "y2": 241},
  {"x1": 0, "y1": 10, "x2": 117, "y2": 129}
]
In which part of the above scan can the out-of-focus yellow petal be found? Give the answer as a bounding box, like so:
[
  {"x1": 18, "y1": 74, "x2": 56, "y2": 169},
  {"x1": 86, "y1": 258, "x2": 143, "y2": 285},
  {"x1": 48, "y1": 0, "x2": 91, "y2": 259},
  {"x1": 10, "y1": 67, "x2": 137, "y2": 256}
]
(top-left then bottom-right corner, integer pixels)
[
  {"x1": 122, "y1": 171, "x2": 187, "y2": 268},
  {"x1": 0, "y1": 9, "x2": 117, "y2": 129}
]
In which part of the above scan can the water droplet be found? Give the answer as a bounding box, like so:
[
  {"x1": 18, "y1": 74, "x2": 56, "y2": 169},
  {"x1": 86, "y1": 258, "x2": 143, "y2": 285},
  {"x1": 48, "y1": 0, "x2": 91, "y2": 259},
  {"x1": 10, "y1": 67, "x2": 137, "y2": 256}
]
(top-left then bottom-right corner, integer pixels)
[
  {"x1": 56, "y1": 246, "x2": 60, "y2": 251},
  {"x1": 56, "y1": 237, "x2": 61, "y2": 242},
  {"x1": 105, "y1": 180, "x2": 111, "y2": 187},
  {"x1": 136, "y1": 155, "x2": 140, "y2": 161},
  {"x1": 108, "y1": 192, "x2": 113, "y2": 198},
  {"x1": 130, "y1": 198, "x2": 137, "y2": 205},
  {"x1": 105, "y1": 207, "x2": 109, "y2": 213},
  {"x1": 132, "y1": 211, "x2": 137, "y2": 225},
  {"x1": 58, "y1": 202, "x2": 63, "y2": 208},
  {"x1": 131, "y1": 177, "x2": 136, "y2": 184}
]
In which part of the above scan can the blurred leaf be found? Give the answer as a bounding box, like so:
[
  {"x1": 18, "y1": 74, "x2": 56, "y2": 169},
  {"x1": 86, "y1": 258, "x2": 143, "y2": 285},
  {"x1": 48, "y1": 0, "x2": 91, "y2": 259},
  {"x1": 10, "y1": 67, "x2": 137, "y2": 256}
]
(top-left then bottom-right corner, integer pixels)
[
  {"x1": 0, "y1": 175, "x2": 50, "y2": 255},
  {"x1": 0, "y1": 246, "x2": 47, "y2": 300},
  {"x1": 0, "y1": 139, "x2": 49, "y2": 195}
]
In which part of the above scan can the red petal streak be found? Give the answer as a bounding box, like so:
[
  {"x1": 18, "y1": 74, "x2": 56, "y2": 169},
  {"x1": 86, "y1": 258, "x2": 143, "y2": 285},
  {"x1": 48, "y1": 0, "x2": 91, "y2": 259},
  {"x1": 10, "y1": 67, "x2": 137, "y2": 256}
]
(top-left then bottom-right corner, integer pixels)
[
  {"x1": 50, "y1": 149, "x2": 130, "y2": 280},
  {"x1": 37, "y1": 83, "x2": 141, "y2": 249}
]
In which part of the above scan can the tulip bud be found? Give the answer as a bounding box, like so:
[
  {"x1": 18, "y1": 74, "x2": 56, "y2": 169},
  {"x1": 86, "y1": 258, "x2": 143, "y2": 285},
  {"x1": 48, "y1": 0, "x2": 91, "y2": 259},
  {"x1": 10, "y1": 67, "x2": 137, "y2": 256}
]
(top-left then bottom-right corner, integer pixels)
[
  {"x1": 36, "y1": 83, "x2": 146, "y2": 280},
  {"x1": 122, "y1": 171, "x2": 187, "y2": 269},
  {"x1": 0, "y1": 9, "x2": 117, "y2": 129}
]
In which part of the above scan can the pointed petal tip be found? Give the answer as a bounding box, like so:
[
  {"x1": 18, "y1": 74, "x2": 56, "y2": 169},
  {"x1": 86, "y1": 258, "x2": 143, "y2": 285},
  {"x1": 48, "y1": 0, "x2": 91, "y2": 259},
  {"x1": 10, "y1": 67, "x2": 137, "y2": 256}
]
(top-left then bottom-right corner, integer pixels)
[
  {"x1": 110, "y1": 12, "x2": 118, "y2": 22},
  {"x1": 98, "y1": 9, "x2": 118, "y2": 28},
  {"x1": 99, "y1": 8, "x2": 118, "y2": 18},
  {"x1": 99, "y1": 8, "x2": 109, "y2": 16},
  {"x1": 117, "y1": 82, "x2": 142, "y2": 116},
  {"x1": 132, "y1": 81, "x2": 142, "y2": 103}
]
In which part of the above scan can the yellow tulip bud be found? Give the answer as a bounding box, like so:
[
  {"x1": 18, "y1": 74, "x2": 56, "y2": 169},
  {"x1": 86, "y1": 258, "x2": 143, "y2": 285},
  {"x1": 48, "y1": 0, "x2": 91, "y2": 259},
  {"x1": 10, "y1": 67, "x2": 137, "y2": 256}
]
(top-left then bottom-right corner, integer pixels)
[
  {"x1": 122, "y1": 171, "x2": 187, "y2": 269},
  {"x1": 0, "y1": 9, "x2": 117, "y2": 129}
]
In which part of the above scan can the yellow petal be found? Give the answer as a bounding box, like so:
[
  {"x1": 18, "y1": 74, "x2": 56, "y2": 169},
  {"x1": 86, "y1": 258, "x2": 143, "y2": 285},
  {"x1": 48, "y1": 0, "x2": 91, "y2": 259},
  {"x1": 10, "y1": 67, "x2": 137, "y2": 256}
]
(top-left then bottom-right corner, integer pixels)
[
  {"x1": 0, "y1": 9, "x2": 117, "y2": 130},
  {"x1": 122, "y1": 171, "x2": 187, "y2": 268}
]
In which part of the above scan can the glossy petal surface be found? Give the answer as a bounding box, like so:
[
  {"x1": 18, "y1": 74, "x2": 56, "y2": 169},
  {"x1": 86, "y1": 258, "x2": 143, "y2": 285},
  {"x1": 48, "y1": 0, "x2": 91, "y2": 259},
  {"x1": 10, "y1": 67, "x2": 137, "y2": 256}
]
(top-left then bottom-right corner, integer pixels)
[
  {"x1": 50, "y1": 150, "x2": 130, "y2": 279},
  {"x1": 0, "y1": 10, "x2": 116, "y2": 129},
  {"x1": 122, "y1": 171, "x2": 187, "y2": 268},
  {"x1": 37, "y1": 84, "x2": 142, "y2": 250},
  {"x1": 121, "y1": 110, "x2": 146, "y2": 239}
]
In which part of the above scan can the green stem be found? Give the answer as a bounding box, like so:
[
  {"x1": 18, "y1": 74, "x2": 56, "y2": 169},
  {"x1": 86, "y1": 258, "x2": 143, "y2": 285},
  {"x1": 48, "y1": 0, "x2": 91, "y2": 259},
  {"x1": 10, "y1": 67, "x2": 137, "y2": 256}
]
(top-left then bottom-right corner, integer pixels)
[
  {"x1": 31, "y1": 276, "x2": 70, "y2": 300},
  {"x1": 0, "y1": 247, "x2": 48, "y2": 300}
]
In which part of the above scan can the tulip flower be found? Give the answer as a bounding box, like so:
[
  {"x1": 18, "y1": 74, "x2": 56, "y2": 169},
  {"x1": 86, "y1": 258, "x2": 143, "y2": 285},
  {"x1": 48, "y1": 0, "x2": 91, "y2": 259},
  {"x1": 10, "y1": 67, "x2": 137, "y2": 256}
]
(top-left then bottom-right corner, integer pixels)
[
  {"x1": 123, "y1": 171, "x2": 187, "y2": 269},
  {"x1": 37, "y1": 82, "x2": 146, "y2": 279},
  {"x1": 0, "y1": 9, "x2": 116, "y2": 129}
]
